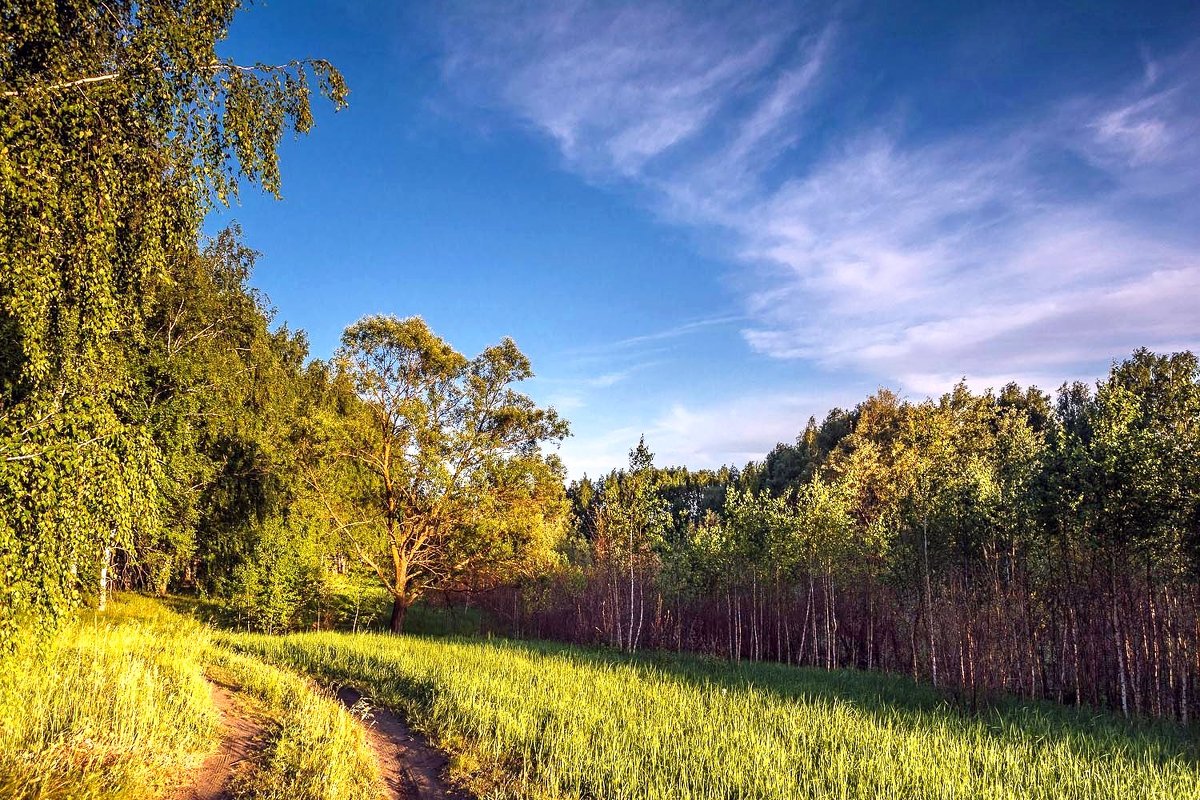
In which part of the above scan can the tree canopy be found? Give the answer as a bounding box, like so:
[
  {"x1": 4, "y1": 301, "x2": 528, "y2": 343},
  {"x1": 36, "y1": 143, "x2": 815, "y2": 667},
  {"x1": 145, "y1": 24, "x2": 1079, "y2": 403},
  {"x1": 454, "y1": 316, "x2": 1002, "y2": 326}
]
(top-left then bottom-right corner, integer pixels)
[
  {"x1": 0, "y1": 0, "x2": 345, "y2": 641},
  {"x1": 312, "y1": 315, "x2": 570, "y2": 632}
]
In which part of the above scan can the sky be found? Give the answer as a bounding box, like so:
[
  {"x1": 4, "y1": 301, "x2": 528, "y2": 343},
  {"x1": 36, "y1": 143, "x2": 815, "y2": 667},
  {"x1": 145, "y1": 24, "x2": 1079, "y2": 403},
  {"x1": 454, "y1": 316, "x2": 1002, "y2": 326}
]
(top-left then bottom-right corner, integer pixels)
[{"x1": 212, "y1": 0, "x2": 1200, "y2": 479}]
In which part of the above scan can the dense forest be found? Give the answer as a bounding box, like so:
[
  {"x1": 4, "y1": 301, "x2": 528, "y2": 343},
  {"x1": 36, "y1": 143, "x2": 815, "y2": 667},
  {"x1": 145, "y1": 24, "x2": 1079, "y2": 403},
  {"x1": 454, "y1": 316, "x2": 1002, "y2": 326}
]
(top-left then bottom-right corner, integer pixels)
[
  {"x1": 512, "y1": 357, "x2": 1200, "y2": 723},
  {"x1": 3, "y1": 0, "x2": 1199, "y2": 734},
  {"x1": 0, "y1": 2, "x2": 567, "y2": 644}
]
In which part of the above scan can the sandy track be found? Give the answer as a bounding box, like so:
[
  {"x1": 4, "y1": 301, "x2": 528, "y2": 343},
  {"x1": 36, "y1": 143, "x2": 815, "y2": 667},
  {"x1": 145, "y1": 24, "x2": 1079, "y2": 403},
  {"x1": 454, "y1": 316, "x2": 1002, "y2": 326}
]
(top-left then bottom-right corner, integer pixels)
[
  {"x1": 336, "y1": 686, "x2": 473, "y2": 800},
  {"x1": 169, "y1": 681, "x2": 265, "y2": 800}
]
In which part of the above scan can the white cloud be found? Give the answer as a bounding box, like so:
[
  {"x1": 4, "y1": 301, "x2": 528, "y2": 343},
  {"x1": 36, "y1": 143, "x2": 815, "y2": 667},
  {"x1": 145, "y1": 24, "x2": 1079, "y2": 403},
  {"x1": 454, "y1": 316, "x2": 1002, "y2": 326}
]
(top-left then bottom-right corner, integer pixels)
[
  {"x1": 440, "y1": 1, "x2": 810, "y2": 178},
  {"x1": 1093, "y1": 95, "x2": 1173, "y2": 166},
  {"x1": 436, "y1": 3, "x2": 1200, "y2": 471},
  {"x1": 558, "y1": 389, "x2": 855, "y2": 479},
  {"x1": 736, "y1": 144, "x2": 1200, "y2": 381},
  {"x1": 1074, "y1": 49, "x2": 1200, "y2": 196}
]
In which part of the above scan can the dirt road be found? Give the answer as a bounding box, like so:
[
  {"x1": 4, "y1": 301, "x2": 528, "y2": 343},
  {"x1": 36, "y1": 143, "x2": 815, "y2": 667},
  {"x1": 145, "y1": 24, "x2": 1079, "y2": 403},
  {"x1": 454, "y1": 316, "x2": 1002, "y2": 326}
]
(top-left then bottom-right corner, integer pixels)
[
  {"x1": 336, "y1": 686, "x2": 473, "y2": 800},
  {"x1": 169, "y1": 681, "x2": 265, "y2": 800}
]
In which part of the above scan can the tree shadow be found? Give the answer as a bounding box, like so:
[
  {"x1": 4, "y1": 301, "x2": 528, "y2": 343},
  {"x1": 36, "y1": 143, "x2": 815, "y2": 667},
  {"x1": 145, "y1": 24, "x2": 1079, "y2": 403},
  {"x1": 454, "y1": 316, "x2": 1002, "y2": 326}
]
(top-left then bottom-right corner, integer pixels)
[{"x1": 436, "y1": 634, "x2": 1200, "y2": 772}]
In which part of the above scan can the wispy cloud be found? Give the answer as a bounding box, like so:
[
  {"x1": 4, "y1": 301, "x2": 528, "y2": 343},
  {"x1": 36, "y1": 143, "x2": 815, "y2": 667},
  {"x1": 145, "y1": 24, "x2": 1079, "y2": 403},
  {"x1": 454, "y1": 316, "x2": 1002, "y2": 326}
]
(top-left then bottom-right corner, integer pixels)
[
  {"x1": 594, "y1": 314, "x2": 744, "y2": 351},
  {"x1": 530, "y1": 361, "x2": 659, "y2": 421},
  {"x1": 440, "y1": 1, "x2": 818, "y2": 179},
  {"x1": 435, "y1": 2, "x2": 1200, "y2": 470},
  {"x1": 586, "y1": 368, "x2": 642, "y2": 388}
]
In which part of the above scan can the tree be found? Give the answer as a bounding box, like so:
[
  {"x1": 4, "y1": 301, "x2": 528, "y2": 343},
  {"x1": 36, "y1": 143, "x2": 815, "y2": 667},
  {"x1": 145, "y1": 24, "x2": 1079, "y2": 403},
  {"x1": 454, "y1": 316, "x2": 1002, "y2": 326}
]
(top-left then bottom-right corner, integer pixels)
[
  {"x1": 313, "y1": 315, "x2": 569, "y2": 633},
  {"x1": 0, "y1": 0, "x2": 346, "y2": 640},
  {"x1": 132, "y1": 225, "x2": 318, "y2": 598},
  {"x1": 594, "y1": 438, "x2": 670, "y2": 651}
]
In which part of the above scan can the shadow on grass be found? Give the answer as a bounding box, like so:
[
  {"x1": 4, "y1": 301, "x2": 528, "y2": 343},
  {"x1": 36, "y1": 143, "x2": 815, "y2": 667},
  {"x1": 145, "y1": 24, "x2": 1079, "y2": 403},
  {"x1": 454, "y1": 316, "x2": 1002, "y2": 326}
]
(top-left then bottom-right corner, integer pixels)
[{"x1": 405, "y1": 632, "x2": 1200, "y2": 772}]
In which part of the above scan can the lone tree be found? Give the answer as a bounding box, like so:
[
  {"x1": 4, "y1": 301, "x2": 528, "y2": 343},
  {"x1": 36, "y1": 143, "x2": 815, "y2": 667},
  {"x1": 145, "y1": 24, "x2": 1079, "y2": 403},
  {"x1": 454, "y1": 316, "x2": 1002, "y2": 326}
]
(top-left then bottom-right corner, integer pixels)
[{"x1": 314, "y1": 315, "x2": 570, "y2": 632}]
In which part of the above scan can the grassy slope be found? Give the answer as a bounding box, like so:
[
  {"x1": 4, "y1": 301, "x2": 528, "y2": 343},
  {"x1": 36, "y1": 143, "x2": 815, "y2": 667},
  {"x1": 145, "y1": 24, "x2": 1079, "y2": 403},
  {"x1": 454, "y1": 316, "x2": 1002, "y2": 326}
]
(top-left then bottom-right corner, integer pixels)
[
  {"x1": 0, "y1": 596, "x2": 381, "y2": 800},
  {"x1": 227, "y1": 630, "x2": 1200, "y2": 800}
]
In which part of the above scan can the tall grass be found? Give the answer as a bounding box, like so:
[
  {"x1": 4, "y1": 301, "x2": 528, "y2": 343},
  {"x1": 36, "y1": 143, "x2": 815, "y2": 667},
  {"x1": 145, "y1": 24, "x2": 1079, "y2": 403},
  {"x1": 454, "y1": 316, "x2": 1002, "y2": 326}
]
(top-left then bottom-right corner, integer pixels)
[
  {"x1": 0, "y1": 596, "x2": 382, "y2": 800},
  {"x1": 229, "y1": 630, "x2": 1200, "y2": 800},
  {"x1": 212, "y1": 648, "x2": 381, "y2": 800},
  {"x1": 0, "y1": 596, "x2": 216, "y2": 800}
]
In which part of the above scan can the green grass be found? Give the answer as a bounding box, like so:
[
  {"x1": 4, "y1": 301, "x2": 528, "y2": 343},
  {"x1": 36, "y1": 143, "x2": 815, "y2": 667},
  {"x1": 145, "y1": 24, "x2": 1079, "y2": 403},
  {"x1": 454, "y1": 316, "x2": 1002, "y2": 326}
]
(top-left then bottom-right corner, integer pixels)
[
  {"x1": 0, "y1": 596, "x2": 218, "y2": 800},
  {"x1": 10, "y1": 596, "x2": 1200, "y2": 800},
  {"x1": 211, "y1": 648, "x2": 382, "y2": 800},
  {"x1": 226, "y1": 629, "x2": 1200, "y2": 800},
  {"x1": 0, "y1": 595, "x2": 382, "y2": 800}
]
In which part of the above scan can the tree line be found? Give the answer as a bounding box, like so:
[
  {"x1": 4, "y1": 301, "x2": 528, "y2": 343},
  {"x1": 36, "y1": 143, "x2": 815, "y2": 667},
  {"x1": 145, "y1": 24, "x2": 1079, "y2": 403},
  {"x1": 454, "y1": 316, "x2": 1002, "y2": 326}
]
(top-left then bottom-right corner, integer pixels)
[{"x1": 497, "y1": 354, "x2": 1200, "y2": 722}]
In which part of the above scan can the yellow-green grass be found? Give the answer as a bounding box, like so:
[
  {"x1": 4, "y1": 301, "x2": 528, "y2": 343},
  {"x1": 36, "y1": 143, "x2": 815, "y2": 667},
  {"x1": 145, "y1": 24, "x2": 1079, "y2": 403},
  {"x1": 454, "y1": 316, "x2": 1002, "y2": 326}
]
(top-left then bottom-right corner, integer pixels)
[
  {"x1": 227, "y1": 630, "x2": 1200, "y2": 800},
  {"x1": 0, "y1": 596, "x2": 217, "y2": 800},
  {"x1": 0, "y1": 596, "x2": 381, "y2": 800},
  {"x1": 212, "y1": 648, "x2": 381, "y2": 800}
]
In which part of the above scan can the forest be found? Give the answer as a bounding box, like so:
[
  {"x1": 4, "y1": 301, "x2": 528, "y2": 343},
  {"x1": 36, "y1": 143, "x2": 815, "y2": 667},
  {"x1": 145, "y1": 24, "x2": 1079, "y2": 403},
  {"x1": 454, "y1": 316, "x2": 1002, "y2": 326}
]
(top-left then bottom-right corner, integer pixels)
[
  {"x1": 2, "y1": 3, "x2": 1199, "y2": 800},
  {"x1": 528, "y1": 359, "x2": 1200, "y2": 722}
]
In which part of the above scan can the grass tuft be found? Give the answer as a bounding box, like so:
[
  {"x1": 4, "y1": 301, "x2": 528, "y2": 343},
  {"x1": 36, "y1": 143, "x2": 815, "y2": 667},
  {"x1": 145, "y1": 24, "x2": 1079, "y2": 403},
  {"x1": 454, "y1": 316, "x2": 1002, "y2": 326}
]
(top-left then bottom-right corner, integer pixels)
[{"x1": 0, "y1": 595, "x2": 382, "y2": 800}]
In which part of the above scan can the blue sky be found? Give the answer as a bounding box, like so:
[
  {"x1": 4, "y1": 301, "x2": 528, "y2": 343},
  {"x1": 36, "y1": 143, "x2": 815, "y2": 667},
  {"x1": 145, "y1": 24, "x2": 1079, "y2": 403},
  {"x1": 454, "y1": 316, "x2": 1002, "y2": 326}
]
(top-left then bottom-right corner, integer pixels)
[{"x1": 213, "y1": 1, "x2": 1200, "y2": 478}]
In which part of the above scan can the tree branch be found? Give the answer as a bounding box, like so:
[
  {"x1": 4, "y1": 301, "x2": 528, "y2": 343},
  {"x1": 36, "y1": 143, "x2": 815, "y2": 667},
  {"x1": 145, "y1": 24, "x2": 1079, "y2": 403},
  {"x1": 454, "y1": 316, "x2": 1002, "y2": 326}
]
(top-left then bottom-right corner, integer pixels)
[{"x1": 2, "y1": 61, "x2": 310, "y2": 99}]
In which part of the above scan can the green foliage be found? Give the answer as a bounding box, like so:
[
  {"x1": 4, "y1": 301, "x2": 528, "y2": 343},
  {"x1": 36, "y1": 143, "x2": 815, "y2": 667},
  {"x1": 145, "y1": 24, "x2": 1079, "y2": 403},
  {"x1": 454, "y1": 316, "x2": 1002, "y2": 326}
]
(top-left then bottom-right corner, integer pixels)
[
  {"x1": 558, "y1": 352, "x2": 1200, "y2": 713},
  {"x1": 312, "y1": 315, "x2": 571, "y2": 631},
  {"x1": 132, "y1": 225, "x2": 319, "y2": 595},
  {"x1": 1086, "y1": 350, "x2": 1200, "y2": 572},
  {"x1": 0, "y1": 1, "x2": 345, "y2": 642},
  {"x1": 596, "y1": 438, "x2": 672, "y2": 563},
  {"x1": 229, "y1": 516, "x2": 330, "y2": 635}
]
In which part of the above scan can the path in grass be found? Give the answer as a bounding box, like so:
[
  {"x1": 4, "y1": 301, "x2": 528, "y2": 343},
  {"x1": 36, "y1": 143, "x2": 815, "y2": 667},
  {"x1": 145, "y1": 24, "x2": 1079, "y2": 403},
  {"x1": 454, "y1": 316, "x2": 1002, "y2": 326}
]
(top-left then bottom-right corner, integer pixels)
[
  {"x1": 336, "y1": 686, "x2": 472, "y2": 800},
  {"x1": 169, "y1": 681, "x2": 265, "y2": 800},
  {"x1": 228, "y1": 631, "x2": 1200, "y2": 800}
]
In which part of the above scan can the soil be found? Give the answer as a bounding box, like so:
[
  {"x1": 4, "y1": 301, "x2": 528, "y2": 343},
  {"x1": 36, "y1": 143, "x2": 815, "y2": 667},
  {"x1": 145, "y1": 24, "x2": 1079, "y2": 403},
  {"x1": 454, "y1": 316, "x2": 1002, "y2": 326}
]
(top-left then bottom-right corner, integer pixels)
[
  {"x1": 336, "y1": 686, "x2": 473, "y2": 800},
  {"x1": 168, "y1": 680, "x2": 266, "y2": 800}
]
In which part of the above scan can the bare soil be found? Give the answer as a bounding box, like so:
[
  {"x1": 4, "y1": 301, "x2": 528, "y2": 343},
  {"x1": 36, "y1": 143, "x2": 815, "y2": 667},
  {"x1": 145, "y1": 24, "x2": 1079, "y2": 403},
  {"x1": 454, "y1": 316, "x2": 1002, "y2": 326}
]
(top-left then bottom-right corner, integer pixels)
[
  {"x1": 336, "y1": 686, "x2": 473, "y2": 800},
  {"x1": 168, "y1": 680, "x2": 266, "y2": 800}
]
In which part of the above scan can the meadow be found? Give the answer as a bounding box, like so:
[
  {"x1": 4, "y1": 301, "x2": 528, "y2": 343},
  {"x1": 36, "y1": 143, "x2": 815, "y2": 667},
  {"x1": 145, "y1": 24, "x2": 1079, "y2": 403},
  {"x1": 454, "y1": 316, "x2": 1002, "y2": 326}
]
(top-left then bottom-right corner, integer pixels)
[
  {"x1": 228, "y1": 628, "x2": 1200, "y2": 800},
  {"x1": 0, "y1": 597, "x2": 381, "y2": 800},
  {"x1": 5, "y1": 595, "x2": 1200, "y2": 800}
]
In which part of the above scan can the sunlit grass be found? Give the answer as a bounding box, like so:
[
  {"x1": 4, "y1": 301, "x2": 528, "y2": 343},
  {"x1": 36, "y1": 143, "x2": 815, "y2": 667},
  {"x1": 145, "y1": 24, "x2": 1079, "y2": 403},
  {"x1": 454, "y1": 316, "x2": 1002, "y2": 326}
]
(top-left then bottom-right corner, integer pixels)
[
  {"x1": 0, "y1": 596, "x2": 216, "y2": 800},
  {"x1": 213, "y1": 648, "x2": 381, "y2": 800},
  {"x1": 227, "y1": 630, "x2": 1200, "y2": 800},
  {"x1": 0, "y1": 596, "x2": 381, "y2": 800}
]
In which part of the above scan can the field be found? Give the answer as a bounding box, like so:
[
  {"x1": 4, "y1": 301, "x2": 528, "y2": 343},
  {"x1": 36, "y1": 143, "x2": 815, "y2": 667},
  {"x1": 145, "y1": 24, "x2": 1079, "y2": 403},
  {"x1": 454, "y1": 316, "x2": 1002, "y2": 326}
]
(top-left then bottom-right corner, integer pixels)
[
  {"x1": 5, "y1": 596, "x2": 1200, "y2": 800},
  {"x1": 227, "y1": 628, "x2": 1200, "y2": 800},
  {"x1": 0, "y1": 597, "x2": 380, "y2": 800}
]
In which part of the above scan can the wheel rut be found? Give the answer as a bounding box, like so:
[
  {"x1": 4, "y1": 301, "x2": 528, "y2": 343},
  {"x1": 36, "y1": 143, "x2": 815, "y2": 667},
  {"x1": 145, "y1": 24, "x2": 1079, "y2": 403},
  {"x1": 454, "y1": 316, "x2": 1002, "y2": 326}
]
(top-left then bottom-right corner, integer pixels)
[
  {"x1": 336, "y1": 686, "x2": 473, "y2": 800},
  {"x1": 168, "y1": 680, "x2": 266, "y2": 800}
]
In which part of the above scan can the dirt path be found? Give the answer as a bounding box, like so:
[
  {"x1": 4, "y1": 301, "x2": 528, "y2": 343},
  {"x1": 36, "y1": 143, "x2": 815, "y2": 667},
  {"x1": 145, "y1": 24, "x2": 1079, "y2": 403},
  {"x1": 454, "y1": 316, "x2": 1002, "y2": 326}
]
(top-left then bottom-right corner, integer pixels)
[
  {"x1": 336, "y1": 686, "x2": 473, "y2": 800},
  {"x1": 169, "y1": 681, "x2": 266, "y2": 800}
]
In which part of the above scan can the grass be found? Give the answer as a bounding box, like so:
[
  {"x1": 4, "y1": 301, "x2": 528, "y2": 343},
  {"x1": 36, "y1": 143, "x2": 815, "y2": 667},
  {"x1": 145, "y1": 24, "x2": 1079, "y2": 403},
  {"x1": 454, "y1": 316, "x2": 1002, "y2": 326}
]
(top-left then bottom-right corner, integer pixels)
[
  {"x1": 0, "y1": 595, "x2": 381, "y2": 800},
  {"x1": 226, "y1": 629, "x2": 1200, "y2": 800},
  {"x1": 0, "y1": 596, "x2": 217, "y2": 800},
  {"x1": 9, "y1": 594, "x2": 1200, "y2": 799},
  {"x1": 211, "y1": 648, "x2": 381, "y2": 800}
]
